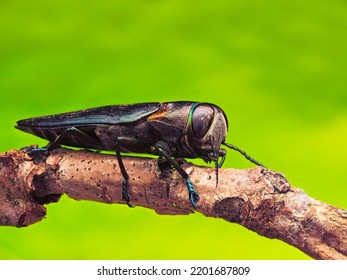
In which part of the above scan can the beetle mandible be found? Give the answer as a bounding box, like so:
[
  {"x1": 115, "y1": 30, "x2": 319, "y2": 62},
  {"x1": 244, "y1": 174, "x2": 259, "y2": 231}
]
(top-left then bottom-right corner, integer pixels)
[{"x1": 15, "y1": 101, "x2": 264, "y2": 208}]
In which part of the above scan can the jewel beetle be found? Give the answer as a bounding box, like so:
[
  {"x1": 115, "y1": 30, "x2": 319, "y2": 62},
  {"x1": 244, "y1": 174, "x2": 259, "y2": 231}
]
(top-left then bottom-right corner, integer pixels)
[{"x1": 15, "y1": 101, "x2": 264, "y2": 208}]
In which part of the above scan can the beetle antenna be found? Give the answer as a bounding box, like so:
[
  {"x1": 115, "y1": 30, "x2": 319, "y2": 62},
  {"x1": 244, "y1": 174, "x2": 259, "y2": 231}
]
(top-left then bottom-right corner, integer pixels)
[{"x1": 223, "y1": 142, "x2": 266, "y2": 167}]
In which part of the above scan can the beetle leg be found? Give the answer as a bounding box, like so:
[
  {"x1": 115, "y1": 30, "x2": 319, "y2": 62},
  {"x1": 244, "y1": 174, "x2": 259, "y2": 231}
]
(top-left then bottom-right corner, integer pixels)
[
  {"x1": 115, "y1": 144, "x2": 134, "y2": 208},
  {"x1": 22, "y1": 127, "x2": 98, "y2": 155},
  {"x1": 21, "y1": 146, "x2": 48, "y2": 154},
  {"x1": 45, "y1": 127, "x2": 100, "y2": 150},
  {"x1": 218, "y1": 153, "x2": 226, "y2": 168},
  {"x1": 154, "y1": 141, "x2": 199, "y2": 208}
]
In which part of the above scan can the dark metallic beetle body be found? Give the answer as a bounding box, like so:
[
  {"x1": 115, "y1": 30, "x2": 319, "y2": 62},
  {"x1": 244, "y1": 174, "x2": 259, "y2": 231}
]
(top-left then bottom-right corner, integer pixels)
[
  {"x1": 16, "y1": 102, "x2": 228, "y2": 162},
  {"x1": 16, "y1": 101, "x2": 263, "y2": 208}
]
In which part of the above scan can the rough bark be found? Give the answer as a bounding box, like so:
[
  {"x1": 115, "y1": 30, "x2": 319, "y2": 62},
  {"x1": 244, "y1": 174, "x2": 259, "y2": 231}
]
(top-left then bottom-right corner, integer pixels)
[{"x1": 0, "y1": 147, "x2": 346, "y2": 260}]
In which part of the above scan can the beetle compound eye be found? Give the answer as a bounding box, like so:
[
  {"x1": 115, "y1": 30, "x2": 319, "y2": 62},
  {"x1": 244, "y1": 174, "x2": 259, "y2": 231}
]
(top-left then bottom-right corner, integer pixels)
[{"x1": 192, "y1": 104, "x2": 214, "y2": 138}]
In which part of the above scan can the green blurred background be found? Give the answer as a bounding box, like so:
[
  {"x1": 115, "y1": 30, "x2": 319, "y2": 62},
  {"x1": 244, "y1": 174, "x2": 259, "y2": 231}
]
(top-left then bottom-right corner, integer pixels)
[{"x1": 0, "y1": 0, "x2": 346, "y2": 259}]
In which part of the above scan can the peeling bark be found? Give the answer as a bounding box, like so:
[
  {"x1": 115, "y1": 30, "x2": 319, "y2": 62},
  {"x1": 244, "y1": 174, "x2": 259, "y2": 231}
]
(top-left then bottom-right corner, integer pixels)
[{"x1": 0, "y1": 148, "x2": 346, "y2": 260}]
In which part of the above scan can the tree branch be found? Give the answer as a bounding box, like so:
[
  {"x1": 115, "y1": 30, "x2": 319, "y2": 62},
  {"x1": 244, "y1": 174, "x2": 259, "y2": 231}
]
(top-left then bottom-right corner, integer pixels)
[{"x1": 1, "y1": 147, "x2": 346, "y2": 259}]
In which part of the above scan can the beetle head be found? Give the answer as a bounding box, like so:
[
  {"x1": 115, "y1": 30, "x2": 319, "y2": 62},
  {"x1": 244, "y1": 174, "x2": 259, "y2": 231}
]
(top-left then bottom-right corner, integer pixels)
[
  {"x1": 185, "y1": 103, "x2": 265, "y2": 185},
  {"x1": 185, "y1": 103, "x2": 228, "y2": 184}
]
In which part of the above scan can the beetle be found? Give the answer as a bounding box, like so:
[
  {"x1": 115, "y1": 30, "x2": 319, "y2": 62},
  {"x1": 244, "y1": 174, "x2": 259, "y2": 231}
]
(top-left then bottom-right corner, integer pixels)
[{"x1": 15, "y1": 101, "x2": 264, "y2": 208}]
